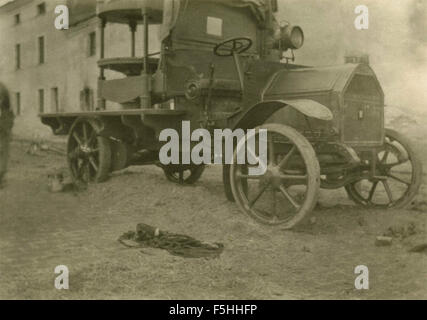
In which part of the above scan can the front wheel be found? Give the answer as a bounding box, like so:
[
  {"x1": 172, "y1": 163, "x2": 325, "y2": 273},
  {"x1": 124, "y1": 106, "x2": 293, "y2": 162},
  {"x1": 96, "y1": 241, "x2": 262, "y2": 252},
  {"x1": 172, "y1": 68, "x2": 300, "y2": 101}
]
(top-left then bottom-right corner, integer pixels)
[
  {"x1": 345, "y1": 129, "x2": 422, "y2": 208},
  {"x1": 230, "y1": 124, "x2": 320, "y2": 229}
]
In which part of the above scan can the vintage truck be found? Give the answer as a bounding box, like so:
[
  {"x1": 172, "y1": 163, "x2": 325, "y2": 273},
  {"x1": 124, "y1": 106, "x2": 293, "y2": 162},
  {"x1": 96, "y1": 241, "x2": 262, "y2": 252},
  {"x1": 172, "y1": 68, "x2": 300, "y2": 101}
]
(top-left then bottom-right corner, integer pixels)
[{"x1": 40, "y1": 0, "x2": 422, "y2": 229}]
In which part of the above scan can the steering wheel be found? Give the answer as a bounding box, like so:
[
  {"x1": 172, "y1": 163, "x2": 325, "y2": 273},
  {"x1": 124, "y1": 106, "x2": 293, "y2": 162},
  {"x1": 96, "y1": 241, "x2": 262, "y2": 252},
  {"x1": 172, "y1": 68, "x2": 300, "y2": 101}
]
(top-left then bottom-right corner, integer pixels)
[{"x1": 214, "y1": 37, "x2": 253, "y2": 57}]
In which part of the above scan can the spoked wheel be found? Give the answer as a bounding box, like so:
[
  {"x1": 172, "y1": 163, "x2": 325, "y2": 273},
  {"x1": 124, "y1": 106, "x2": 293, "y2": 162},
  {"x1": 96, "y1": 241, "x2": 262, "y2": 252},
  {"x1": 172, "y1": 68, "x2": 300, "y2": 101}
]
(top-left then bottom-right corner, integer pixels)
[
  {"x1": 163, "y1": 164, "x2": 205, "y2": 185},
  {"x1": 230, "y1": 124, "x2": 320, "y2": 229},
  {"x1": 110, "y1": 141, "x2": 131, "y2": 172},
  {"x1": 345, "y1": 129, "x2": 422, "y2": 208},
  {"x1": 67, "y1": 118, "x2": 111, "y2": 184}
]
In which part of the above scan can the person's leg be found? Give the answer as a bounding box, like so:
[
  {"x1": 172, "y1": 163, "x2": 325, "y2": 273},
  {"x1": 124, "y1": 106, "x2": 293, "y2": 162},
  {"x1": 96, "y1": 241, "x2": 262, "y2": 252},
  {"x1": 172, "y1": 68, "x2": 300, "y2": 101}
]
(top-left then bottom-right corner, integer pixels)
[
  {"x1": 0, "y1": 135, "x2": 10, "y2": 186},
  {"x1": 0, "y1": 83, "x2": 13, "y2": 187}
]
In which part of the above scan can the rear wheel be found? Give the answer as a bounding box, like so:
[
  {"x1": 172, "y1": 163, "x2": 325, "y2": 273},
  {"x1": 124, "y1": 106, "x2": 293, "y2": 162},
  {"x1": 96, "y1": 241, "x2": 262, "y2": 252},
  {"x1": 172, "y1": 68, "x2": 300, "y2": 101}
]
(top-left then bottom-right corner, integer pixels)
[
  {"x1": 230, "y1": 124, "x2": 320, "y2": 229},
  {"x1": 345, "y1": 129, "x2": 422, "y2": 208},
  {"x1": 163, "y1": 164, "x2": 205, "y2": 185},
  {"x1": 67, "y1": 118, "x2": 111, "y2": 183},
  {"x1": 110, "y1": 140, "x2": 131, "y2": 172}
]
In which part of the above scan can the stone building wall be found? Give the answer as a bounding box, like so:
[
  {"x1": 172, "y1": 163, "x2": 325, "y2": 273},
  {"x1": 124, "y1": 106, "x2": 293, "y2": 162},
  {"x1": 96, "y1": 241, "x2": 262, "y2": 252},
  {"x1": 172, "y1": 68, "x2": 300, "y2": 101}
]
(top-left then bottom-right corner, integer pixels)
[{"x1": 0, "y1": 0, "x2": 159, "y2": 139}]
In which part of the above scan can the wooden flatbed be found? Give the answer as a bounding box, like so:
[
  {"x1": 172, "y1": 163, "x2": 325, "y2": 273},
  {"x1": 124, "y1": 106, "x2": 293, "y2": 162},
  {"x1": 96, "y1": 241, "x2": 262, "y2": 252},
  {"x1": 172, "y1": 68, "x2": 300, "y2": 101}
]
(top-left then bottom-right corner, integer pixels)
[{"x1": 39, "y1": 109, "x2": 187, "y2": 135}]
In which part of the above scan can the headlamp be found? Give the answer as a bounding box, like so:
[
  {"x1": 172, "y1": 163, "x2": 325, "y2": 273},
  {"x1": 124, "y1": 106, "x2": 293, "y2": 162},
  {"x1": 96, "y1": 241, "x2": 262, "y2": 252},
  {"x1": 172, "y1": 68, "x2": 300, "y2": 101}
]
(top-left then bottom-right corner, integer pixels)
[{"x1": 274, "y1": 25, "x2": 304, "y2": 51}]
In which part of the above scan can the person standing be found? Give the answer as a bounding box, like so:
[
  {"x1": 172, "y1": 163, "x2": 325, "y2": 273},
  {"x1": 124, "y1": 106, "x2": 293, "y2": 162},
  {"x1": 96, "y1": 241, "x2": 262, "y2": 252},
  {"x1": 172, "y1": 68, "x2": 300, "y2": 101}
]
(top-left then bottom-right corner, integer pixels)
[{"x1": 0, "y1": 83, "x2": 14, "y2": 187}]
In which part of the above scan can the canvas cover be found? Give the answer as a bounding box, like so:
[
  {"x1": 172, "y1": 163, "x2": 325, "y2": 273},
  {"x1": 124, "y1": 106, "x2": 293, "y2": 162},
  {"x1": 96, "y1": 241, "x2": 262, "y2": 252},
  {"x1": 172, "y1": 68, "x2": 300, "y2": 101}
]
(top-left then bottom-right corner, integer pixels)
[{"x1": 160, "y1": 0, "x2": 268, "y2": 41}]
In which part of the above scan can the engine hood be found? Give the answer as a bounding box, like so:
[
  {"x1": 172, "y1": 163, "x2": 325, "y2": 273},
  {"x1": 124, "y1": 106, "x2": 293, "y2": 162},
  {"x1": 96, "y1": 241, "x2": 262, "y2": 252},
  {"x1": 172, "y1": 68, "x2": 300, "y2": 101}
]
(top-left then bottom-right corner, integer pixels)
[
  {"x1": 265, "y1": 63, "x2": 385, "y2": 146},
  {"x1": 264, "y1": 63, "x2": 384, "y2": 100}
]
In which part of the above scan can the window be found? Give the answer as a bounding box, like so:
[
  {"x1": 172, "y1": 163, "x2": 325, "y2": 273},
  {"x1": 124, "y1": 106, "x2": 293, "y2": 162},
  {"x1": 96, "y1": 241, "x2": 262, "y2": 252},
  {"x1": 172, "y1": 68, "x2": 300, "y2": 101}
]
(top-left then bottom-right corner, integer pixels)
[
  {"x1": 15, "y1": 44, "x2": 21, "y2": 69},
  {"x1": 15, "y1": 92, "x2": 21, "y2": 116},
  {"x1": 51, "y1": 87, "x2": 59, "y2": 112},
  {"x1": 207, "y1": 17, "x2": 223, "y2": 37},
  {"x1": 88, "y1": 32, "x2": 96, "y2": 57},
  {"x1": 38, "y1": 89, "x2": 44, "y2": 113},
  {"x1": 38, "y1": 36, "x2": 45, "y2": 64},
  {"x1": 14, "y1": 14, "x2": 20, "y2": 25},
  {"x1": 37, "y1": 3, "x2": 46, "y2": 15}
]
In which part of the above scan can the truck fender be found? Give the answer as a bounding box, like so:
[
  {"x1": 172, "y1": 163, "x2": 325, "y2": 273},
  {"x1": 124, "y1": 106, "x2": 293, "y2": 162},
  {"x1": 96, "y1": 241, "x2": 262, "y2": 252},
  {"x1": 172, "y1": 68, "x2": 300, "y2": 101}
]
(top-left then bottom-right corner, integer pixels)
[
  {"x1": 232, "y1": 99, "x2": 333, "y2": 130},
  {"x1": 224, "y1": 99, "x2": 333, "y2": 202}
]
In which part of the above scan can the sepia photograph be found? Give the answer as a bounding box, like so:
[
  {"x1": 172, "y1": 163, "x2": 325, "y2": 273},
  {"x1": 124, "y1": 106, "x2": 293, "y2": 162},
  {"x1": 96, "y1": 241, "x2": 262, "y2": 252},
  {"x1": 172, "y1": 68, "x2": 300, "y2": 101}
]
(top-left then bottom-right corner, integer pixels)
[{"x1": 0, "y1": 0, "x2": 426, "y2": 302}]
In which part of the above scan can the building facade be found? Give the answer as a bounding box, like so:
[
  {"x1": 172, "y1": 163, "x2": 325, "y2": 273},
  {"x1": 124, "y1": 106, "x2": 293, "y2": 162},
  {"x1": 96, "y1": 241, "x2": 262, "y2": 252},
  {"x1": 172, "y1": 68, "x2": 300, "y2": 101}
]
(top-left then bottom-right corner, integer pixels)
[{"x1": 0, "y1": 0, "x2": 158, "y2": 138}]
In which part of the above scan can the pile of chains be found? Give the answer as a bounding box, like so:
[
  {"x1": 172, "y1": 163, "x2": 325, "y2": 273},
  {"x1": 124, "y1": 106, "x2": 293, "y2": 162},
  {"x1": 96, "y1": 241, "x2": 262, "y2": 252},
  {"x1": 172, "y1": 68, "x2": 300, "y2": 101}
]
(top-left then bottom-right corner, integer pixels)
[{"x1": 119, "y1": 223, "x2": 224, "y2": 259}]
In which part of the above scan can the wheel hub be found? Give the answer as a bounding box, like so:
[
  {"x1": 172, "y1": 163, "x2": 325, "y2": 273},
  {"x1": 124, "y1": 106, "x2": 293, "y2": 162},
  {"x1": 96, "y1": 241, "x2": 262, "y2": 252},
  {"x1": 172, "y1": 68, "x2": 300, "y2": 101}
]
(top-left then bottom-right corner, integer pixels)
[
  {"x1": 80, "y1": 145, "x2": 92, "y2": 155},
  {"x1": 262, "y1": 165, "x2": 284, "y2": 189}
]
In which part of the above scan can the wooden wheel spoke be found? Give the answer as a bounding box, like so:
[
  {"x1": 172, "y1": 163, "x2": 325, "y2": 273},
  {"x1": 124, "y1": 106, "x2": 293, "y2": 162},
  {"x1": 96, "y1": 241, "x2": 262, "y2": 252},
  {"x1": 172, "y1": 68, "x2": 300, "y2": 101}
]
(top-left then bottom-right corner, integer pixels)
[
  {"x1": 73, "y1": 132, "x2": 83, "y2": 146},
  {"x1": 271, "y1": 189, "x2": 277, "y2": 217},
  {"x1": 82, "y1": 123, "x2": 88, "y2": 141},
  {"x1": 380, "y1": 151, "x2": 390, "y2": 164},
  {"x1": 388, "y1": 174, "x2": 410, "y2": 186},
  {"x1": 367, "y1": 181, "x2": 379, "y2": 202},
  {"x1": 382, "y1": 161, "x2": 405, "y2": 169},
  {"x1": 278, "y1": 146, "x2": 296, "y2": 169},
  {"x1": 382, "y1": 180, "x2": 394, "y2": 203},
  {"x1": 249, "y1": 183, "x2": 270, "y2": 208},
  {"x1": 77, "y1": 160, "x2": 84, "y2": 172},
  {"x1": 89, "y1": 156, "x2": 99, "y2": 172},
  {"x1": 87, "y1": 131, "x2": 97, "y2": 146},
  {"x1": 268, "y1": 137, "x2": 275, "y2": 165},
  {"x1": 83, "y1": 166, "x2": 91, "y2": 182},
  {"x1": 279, "y1": 174, "x2": 307, "y2": 182},
  {"x1": 279, "y1": 186, "x2": 301, "y2": 210},
  {"x1": 77, "y1": 160, "x2": 87, "y2": 178}
]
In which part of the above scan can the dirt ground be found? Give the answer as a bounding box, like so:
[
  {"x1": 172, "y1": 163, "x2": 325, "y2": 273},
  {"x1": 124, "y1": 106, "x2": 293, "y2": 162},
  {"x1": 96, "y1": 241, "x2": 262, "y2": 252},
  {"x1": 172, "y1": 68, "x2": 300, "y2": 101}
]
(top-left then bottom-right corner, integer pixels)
[{"x1": 0, "y1": 120, "x2": 426, "y2": 300}]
